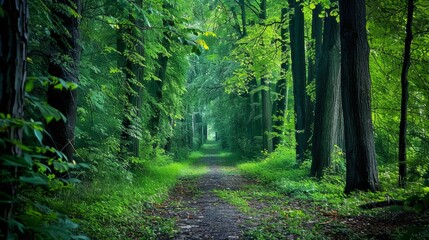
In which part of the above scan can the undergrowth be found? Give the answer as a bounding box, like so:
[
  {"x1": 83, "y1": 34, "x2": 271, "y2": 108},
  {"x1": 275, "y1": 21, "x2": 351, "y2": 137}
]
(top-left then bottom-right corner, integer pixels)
[
  {"x1": 231, "y1": 146, "x2": 429, "y2": 239},
  {"x1": 38, "y1": 150, "x2": 207, "y2": 239}
]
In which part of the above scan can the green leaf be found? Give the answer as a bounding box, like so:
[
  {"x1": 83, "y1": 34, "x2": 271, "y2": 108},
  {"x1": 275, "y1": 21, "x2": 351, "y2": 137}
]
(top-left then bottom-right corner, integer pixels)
[
  {"x1": 10, "y1": 140, "x2": 32, "y2": 152},
  {"x1": 309, "y1": 3, "x2": 316, "y2": 10},
  {"x1": 67, "y1": 82, "x2": 78, "y2": 90},
  {"x1": 1, "y1": 155, "x2": 32, "y2": 168},
  {"x1": 54, "y1": 83, "x2": 64, "y2": 90},
  {"x1": 61, "y1": 178, "x2": 81, "y2": 184},
  {"x1": 35, "y1": 162, "x2": 52, "y2": 173},
  {"x1": 34, "y1": 129, "x2": 43, "y2": 144},
  {"x1": 20, "y1": 175, "x2": 49, "y2": 185},
  {"x1": 9, "y1": 219, "x2": 25, "y2": 233},
  {"x1": 30, "y1": 100, "x2": 65, "y2": 123},
  {"x1": 53, "y1": 161, "x2": 69, "y2": 172},
  {"x1": 142, "y1": 11, "x2": 152, "y2": 28},
  {"x1": 25, "y1": 78, "x2": 35, "y2": 92},
  {"x1": 78, "y1": 163, "x2": 91, "y2": 169}
]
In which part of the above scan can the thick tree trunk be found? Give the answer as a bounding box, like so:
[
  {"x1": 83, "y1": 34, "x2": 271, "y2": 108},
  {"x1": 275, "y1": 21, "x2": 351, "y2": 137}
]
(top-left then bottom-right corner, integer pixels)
[
  {"x1": 0, "y1": 0, "x2": 28, "y2": 235},
  {"x1": 311, "y1": 3, "x2": 343, "y2": 177},
  {"x1": 304, "y1": 5, "x2": 323, "y2": 158},
  {"x1": 273, "y1": 8, "x2": 289, "y2": 150},
  {"x1": 339, "y1": 0, "x2": 381, "y2": 193},
  {"x1": 398, "y1": 0, "x2": 414, "y2": 188},
  {"x1": 46, "y1": 0, "x2": 81, "y2": 162},
  {"x1": 289, "y1": 0, "x2": 307, "y2": 162}
]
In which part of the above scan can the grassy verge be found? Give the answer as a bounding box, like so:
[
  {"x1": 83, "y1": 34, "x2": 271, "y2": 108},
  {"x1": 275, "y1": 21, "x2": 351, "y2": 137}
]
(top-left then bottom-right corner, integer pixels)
[
  {"x1": 42, "y1": 151, "x2": 207, "y2": 239},
  {"x1": 215, "y1": 146, "x2": 429, "y2": 239}
]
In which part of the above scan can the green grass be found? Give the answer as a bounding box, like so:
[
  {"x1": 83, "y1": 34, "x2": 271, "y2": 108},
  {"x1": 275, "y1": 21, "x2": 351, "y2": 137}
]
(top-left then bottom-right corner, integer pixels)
[
  {"x1": 43, "y1": 151, "x2": 208, "y2": 239},
  {"x1": 234, "y1": 145, "x2": 429, "y2": 239},
  {"x1": 214, "y1": 189, "x2": 252, "y2": 213}
]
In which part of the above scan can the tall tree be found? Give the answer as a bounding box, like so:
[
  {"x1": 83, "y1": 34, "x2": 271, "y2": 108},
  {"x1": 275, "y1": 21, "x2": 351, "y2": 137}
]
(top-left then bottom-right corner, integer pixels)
[
  {"x1": 272, "y1": 8, "x2": 289, "y2": 149},
  {"x1": 46, "y1": 0, "x2": 81, "y2": 161},
  {"x1": 398, "y1": 0, "x2": 414, "y2": 187},
  {"x1": 339, "y1": 0, "x2": 381, "y2": 193},
  {"x1": 0, "y1": 0, "x2": 28, "y2": 235},
  {"x1": 118, "y1": 24, "x2": 141, "y2": 158},
  {"x1": 148, "y1": 4, "x2": 173, "y2": 150},
  {"x1": 304, "y1": 4, "x2": 323, "y2": 158},
  {"x1": 311, "y1": 1, "x2": 344, "y2": 177},
  {"x1": 289, "y1": 0, "x2": 306, "y2": 162},
  {"x1": 259, "y1": 0, "x2": 273, "y2": 152},
  {"x1": 236, "y1": 0, "x2": 257, "y2": 149}
]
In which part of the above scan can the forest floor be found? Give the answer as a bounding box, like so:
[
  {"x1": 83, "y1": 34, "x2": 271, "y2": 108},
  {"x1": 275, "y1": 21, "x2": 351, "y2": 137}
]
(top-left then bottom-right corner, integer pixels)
[{"x1": 148, "y1": 145, "x2": 429, "y2": 239}]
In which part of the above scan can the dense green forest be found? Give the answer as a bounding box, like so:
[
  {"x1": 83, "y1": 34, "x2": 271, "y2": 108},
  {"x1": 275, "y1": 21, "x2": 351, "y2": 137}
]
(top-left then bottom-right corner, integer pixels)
[{"x1": 1, "y1": 0, "x2": 429, "y2": 239}]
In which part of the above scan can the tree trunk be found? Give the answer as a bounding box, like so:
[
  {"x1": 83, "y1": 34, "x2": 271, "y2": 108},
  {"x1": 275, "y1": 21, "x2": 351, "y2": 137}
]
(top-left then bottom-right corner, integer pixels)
[
  {"x1": 261, "y1": 77, "x2": 273, "y2": 152},
  {"x1": 203, "y1": 123, "x2": 208, "y2": 144},
  {"x1": 289, "y1": 0, "x2": 307, "y2": 162},
  {"x1": 193, "y1": 112, "x2": 203, "y2": 148},
  {"x1": 398, "y1": 0, "x2": 414, "y2": 188},
  {"x1": 238, "y1": 0, "x2": 255, "y2": 149},
  {"x1": 273, "y1": 8, "x2": 289, "y2": 150},
  {"x1": 46, "y1": 0, "x2": 81, "y2": 162},
  {"x1": 117, "y1": 18, "x2": 142, "y2": 158},
  {"x1": 149, "y1": 13, "x2": 172, "y2": 149},
  {"x1": 0, "y1": 0, "x2": 28, "y2": 235},
  {"x1": 339, "y1": 0, "x2": 381, "y2": 193},
  {"x1": 259, "y1": 0, "x2": 273, "y2": 152},
  {"x1": 251, "y1": 78, "x2": 262, "y2": 147},
  {"x1": 311, "y1": 2, "x2": 343, "y2": 177},
  {"x1": 239, "y1": 0, "x2": 247, "y2": 37},
  {"x1": 304, "y1": 4, "x2": 323, "y2": 158}
]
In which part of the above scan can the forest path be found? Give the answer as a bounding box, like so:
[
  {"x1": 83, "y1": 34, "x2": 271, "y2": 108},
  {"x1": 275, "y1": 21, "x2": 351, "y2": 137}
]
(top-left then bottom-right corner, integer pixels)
[
  {"x1": 160, "y1": 144, "x2": 256, "y2": 239},
  {"x1": 153, "y1": 145, "x2": 429, "y2": 239}
]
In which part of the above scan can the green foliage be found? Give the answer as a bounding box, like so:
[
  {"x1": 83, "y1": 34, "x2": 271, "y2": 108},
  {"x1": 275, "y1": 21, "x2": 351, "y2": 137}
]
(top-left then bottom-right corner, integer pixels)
[
  {"x1": 0, "y1": 112, "x2": 87, "y2": 239},
  {"x1": 2, "y1": 0, "x2": 427, "y2": 238},
  {"x1": 239, "y1": 145, "x2": 428, "y2": 215},
  {"x1": 41, "y1": 151, "x2": 206, "y2": 239},
  {"x1": 368, "y1": 0, "x2": 429, "y2": 177}
]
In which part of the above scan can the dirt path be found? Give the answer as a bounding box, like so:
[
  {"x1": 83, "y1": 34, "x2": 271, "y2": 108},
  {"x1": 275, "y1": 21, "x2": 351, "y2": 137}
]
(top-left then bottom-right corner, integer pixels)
[{"x1": 162, "y1": 149, "x2": 254, "y2": 240}]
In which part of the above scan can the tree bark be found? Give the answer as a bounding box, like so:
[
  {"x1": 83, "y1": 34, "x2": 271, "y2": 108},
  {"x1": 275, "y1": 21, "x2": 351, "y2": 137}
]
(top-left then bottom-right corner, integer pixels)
[
  {"x1": 311, "y1": 2, "x2": 344, "y2": 177},
  {"x1": 398, "y1": 0, "x2": 414, "y2": 188},
  {"x1": 304, "y1": 4, "x2": 323, "y2": 158},
  {"x1": 289, "y1": 0, "x2": 307, "y2": 162},
  {"x1": 46, "y1": 0, "x2": 81, "y2": 162},
  {"x1": 261, "y1": 77, "x2": 273, "y2": 152},
  {"x1": 339, "y1": 0, "x2": 381, "y2": 193},
  {"x1": 0, "y1": 0, "x2": 28, "y2": 235}
]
